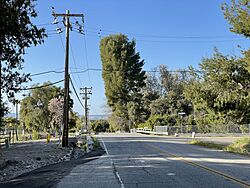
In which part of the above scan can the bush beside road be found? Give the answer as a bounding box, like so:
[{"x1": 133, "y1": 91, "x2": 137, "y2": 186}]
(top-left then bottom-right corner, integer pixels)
[{"x1": 190, "y1": 137, "x2": 250, "y2": 156}]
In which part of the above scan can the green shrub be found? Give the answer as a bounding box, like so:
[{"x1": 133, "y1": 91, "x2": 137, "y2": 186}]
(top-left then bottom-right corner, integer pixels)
[
  {"x1": 138, "y1": 114, "x2": 178, "y2": 130},
  {"x1": 92, "y1": 137, "x2": 101, "y2": 150},
  {"x1": 91, "y1": 120, "x2": 110, "y2": 132},
  {"x1": 32, "y1": 131, "x2": 40, "y2": 140},
  {"x1": 190, "y1": 138, "x2": 250, "y2": 155},
  {"x1": 225, "y1": 137, "x2": 250, "y2": 154},
  {"x1": 189, "y1": 140, "x2": 225, "y2": 150},
  {"x1": 18, "y1": 134, "x2": 29, "y2": 141}
]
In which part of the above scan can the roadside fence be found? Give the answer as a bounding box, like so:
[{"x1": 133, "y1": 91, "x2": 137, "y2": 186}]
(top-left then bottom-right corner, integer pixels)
[
  {"x1": 138, "y1": 124, "x2": 250, "y2": 136},
  {"x1": 0, "y1": 130, "x2": 11, "y2": 149}
]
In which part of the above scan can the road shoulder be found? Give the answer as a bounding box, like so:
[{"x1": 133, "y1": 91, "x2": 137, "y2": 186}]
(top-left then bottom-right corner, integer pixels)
[{"x1": 0, "y1": 148, "x2": 105, "y2": 188}]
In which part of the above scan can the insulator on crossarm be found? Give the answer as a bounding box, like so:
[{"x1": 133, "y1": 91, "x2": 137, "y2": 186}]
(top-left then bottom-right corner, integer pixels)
[
  {"x1": 52, "y1": 17, "x2": 58, "y2": 24},
  {"x1": 79, "y1": 26, "x2": 84, "y2": 34},
  {"x1": 98, "y1": 29, "x2": 101, "y2": 38},
  {"x1": 82, "y1": 16, "x2": 84, "y2": 24},
  {"x1": 63, "y1": 17, "x2": 66, "y2": 27},
  {"x1": 56, "y1": 28, "x2": 63, "y2": 34}
]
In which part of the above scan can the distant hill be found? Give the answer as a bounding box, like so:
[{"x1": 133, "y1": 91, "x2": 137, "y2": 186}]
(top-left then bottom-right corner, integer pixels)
[
  {"x1": 89, "y1": 114, "x2": 110, "y2": 120},
  {"x1": 5, "y1": 113, "x2": 16, "y2": 118}
]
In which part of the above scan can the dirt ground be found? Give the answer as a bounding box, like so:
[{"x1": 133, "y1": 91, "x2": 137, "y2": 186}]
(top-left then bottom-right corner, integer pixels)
[{"x1": 0, "y1": 138, "x2": 82, "y2": 182}]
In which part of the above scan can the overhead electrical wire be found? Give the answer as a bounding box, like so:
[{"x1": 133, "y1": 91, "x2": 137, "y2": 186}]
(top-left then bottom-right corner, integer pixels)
[
  {"x1": 83, "y1": 26, "x2": 243, "y2": 39},
  {"x1": 30, "y1": 70, "x2": 64, "y2": 77},
  {"x1": 16, "y1": 79, "x2": 64, "y2": 91},
  {"x1": 69, "y1": 77, "x2": 84, "y2": 108},
  {"x1": 38, "y1": 21, "x2": 245, "y2": 42},
  {"x1": 135, "y1": 39, "x2": 246, "y2": 44},
  {"x1": 70, "y1": 24, "x2": 93, "y2": 86},
  {"x1": 83, "y1": 35, "x2": 92, "y2": 86},
  {"x1": 56, "y1": 22, "x2": 81, "y2": 89},
  {"x1": 79, "y1": 31, "x2": 246, "y2": 44},
  {"x1": 28, "y1": 67, "x2": 205, "y2": 77},
  {"x1": 36, "y1": 22, "x2": 55, "y2": 27},
  {"x1": 70, "y1": 68, "x2": 205, "y2": 74},
  {"x1": 82, "y1": 32, "x2": 246, "y2": 43},
  {"x1": 69, "y1": 42, "x2": 84, "y2": 87}
]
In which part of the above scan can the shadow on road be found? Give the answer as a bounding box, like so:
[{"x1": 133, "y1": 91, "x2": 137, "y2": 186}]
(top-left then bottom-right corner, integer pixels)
[{"x1": 0, "y1": 148, "x2": 105, "y2": 188}]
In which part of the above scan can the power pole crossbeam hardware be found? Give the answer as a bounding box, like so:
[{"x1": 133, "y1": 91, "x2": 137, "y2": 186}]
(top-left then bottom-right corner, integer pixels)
[
  {"x1": 52, "y1": 10, "x2": 84, "y2": 147},
  {"x1": 52, "y1": 13, "x2": 83, "y2": 17},
  {"x1": 80, "y1": 87, "x2": 92, "y2": 132}
]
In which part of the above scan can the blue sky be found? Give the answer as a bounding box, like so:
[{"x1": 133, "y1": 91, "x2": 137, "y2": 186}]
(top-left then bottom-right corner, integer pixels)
[{"x1": 12, "y1": 0, "x2": 250, "y2": 116}]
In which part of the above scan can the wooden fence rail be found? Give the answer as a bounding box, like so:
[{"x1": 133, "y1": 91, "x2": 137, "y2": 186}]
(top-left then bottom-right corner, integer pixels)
[{"x1": 0, "y1": 133, "x2": 11, "y2": 149}]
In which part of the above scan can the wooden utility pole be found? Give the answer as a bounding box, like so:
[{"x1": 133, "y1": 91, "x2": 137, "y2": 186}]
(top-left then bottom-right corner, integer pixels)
[
  {"x1": 80, "y1": 87, "x2": 92, "y2": 132},
  {"x1": 52, "y1": 10, "x2": 84, "y2": 147},
  {"x1": 0, "y1": 61, "x2": 2, "y2": 128}
]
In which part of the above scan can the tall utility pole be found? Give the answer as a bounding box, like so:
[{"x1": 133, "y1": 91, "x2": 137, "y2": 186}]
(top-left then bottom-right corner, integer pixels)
[
  {"x1": 52, "y1": 10, "x2": 84, "y2": 147},
  {"x1": 0, "y1": 61, "x2": 2, "y2": 128},
  {"x1": 80, "y1": 87, "x2": 92, "y2": 132}
]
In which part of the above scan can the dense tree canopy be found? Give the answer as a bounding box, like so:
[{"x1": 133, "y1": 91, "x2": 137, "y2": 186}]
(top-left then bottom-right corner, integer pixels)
[
  {"x1": 0, "y1": 0, "x2": 46, "y2": 127},
  {"x1": 222, "y1": 0, "x2": 250, "y2": 38},
  {"x1": 20, "y1": 83, "x2": 61, "y2": 131},
  {"x1": 185, "y1": 49, "x2": 250, "y2": 126},
  {"x1": 91, "y1": 119, "x2": 110, "y2": 132}
]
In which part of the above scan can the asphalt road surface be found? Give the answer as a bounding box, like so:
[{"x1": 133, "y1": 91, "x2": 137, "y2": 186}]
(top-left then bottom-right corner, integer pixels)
[
  {"x1": 1, "y1": 133, "x2": 249, "y2": 188},
  {"x1": 57, "y1": 133, "x2": 250, "y2": 188}
]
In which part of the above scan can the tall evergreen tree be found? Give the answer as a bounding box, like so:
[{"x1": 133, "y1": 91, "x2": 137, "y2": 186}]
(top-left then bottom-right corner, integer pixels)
[{"x1": 100, "y1": 34, "x2": 146, "y2": 130}]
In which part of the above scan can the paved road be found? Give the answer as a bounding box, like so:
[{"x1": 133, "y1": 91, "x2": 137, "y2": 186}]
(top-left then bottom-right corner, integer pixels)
[{"x1": 57, "y1": 133, "x2": 250, "y2": 188}]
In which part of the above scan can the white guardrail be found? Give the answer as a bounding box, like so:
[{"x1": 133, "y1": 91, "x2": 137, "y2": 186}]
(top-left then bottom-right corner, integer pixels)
[{"x1": 136, "y1": 130, "x2": 169, "y2": 136}]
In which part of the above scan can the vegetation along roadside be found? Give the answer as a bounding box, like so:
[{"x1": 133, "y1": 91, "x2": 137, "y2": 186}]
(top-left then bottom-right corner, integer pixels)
[{"x1": 190, "y1": 137, "x2": 250, "y2": 156}]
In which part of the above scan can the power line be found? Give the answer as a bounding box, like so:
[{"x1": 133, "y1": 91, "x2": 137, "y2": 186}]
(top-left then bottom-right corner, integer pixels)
[
  {"x1": 71, "y1": 28, "x2": 92, "y2": 86},
  {"x1": 30, "y1": 70, "x2": 64, "y2": 77},
  {"x1": 84, "y1": 33, "x2": 246, "y2": 43},
  {"x1": 29, "y1": 67, "x2": 205, "y2": 77},
  {"x1": 16, "y1": 79, "x2": 64, "y2": 91},
  {"x1": 82, "y1": 26, "x2": 245, "y2": 39},
  {"x1": 36, "y1": 22, "x2": 56, "y2": 26},
  {"x1": 69, "y1": 77, "x2": 84, "y2": 108},
  {"x1": 70, "y1": 68, "x2": 205, "y2": 74},
  {"x1": 83, "y1": 35, "x2": 92, "y2": 86},
  {"x1": 136, "y1": 39, "x2": 247, "y2": 44},
  {"x1": 56, "y1": 25, "x2": 81, "y2": 89},
  {"x1": 69, "y1": 42, "x2": 84, "y2": 87},
  {"x1": 79, "y1": 31, "x2": 246, "y2": 43}
]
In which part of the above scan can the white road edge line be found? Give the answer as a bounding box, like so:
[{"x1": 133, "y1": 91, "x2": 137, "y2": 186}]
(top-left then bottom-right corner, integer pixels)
[{"x1": 101, "y1": 137, "x2": 125, "y2": 188}]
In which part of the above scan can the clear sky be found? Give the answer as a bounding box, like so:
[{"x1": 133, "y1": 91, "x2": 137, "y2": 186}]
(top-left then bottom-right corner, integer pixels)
[{"x1": 12, "y1": 0, "x2": 250, "y2": 116}]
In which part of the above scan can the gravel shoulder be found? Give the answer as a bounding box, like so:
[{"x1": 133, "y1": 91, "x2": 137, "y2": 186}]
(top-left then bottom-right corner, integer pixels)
[
  {"x1": 0, "y1": 138, "x2": 82, "y2": 182},
  {"x1": 0, "y1": 148, "x2": 105, "y2": 188}
]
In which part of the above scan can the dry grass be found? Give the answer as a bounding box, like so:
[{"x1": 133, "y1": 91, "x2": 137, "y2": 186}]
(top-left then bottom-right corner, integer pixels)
[
  {"x1": 190, "y1": 137, "x2": 250, "y2": 156},
  {"x1": 224, "y1": 137, "x2": 250, "y2": 154}
]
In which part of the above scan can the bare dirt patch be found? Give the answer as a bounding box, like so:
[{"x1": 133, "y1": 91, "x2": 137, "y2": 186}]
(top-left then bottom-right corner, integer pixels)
[{"x1": 0, "y1": 138, "x2": 83, "y2": 182}]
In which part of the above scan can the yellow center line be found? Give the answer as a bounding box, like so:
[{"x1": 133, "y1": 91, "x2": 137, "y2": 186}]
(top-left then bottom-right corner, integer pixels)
[{"x1": 146, "y1": 143, "x2": 250, "y2": 188}]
